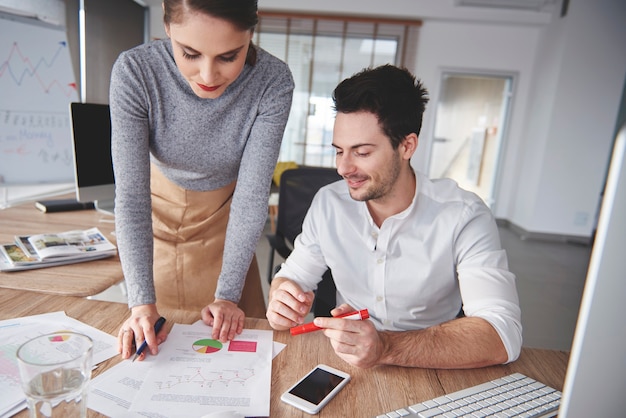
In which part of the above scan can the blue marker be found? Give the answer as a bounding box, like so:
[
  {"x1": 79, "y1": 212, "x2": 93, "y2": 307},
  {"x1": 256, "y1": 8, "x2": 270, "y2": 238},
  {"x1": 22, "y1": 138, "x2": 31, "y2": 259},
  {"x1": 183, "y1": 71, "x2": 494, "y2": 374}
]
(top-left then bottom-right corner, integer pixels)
[{"x1": 132, "y1": 316, "x2": 166, "y2": 362}]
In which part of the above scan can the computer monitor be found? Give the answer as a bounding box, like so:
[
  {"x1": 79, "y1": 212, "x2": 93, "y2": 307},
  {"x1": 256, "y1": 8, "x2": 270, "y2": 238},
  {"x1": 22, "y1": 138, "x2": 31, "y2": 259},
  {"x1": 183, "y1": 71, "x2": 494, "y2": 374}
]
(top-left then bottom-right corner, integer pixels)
[
  {"x1": 558, "y1": 125, "x2": 626, "y2": 416},
  {"x1": 69, "y1": 102, "x2": 115, "y2": 216}
]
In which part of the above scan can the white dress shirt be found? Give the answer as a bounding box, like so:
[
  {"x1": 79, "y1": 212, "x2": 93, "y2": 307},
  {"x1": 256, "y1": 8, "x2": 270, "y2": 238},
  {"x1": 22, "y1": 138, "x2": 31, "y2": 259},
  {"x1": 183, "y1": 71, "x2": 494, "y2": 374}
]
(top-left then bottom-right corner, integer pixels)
[{"x1": 276, "y1": 169, "x2": 523, "y2": 363}]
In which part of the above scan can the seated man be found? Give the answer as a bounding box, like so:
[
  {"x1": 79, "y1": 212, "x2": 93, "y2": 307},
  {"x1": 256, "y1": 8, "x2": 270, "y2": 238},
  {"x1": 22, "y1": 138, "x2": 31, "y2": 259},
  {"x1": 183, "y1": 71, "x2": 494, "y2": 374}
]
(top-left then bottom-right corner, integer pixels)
[{"x1": 266, "y1": 64, "x2": 522, "y2": 369}]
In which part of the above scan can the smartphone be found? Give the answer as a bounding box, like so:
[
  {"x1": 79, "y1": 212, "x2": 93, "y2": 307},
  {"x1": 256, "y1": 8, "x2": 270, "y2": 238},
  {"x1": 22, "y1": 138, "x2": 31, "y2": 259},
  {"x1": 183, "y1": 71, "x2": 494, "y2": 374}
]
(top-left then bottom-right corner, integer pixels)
[{"x1": 280, "y1": 364, "x2": 351, "y2": 414}]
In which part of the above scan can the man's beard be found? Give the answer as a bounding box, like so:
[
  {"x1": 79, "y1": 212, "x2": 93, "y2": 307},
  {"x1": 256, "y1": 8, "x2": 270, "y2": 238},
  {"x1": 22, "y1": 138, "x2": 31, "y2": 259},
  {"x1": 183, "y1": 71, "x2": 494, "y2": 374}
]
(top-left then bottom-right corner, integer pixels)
[{"x1": 348, "y1": 156, "x2": 401, "y2": 202}]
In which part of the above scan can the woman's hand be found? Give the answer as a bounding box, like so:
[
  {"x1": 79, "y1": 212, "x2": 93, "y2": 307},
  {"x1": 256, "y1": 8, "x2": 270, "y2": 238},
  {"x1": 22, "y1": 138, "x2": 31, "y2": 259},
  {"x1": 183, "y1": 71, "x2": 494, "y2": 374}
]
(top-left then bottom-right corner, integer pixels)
[
  {"x1": 117, "y1": 304, "x2": 168, "y2": 361},
  {"x1": 201, "y1": 299, "x2": 245, "y2": 342}
]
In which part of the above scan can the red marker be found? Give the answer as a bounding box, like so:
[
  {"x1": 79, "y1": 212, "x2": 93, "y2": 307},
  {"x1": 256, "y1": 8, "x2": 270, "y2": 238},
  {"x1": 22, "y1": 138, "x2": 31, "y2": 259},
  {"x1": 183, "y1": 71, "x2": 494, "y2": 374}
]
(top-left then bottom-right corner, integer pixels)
[{"x1": 290, "y1": 309, "x2": 370, "y2": 336}]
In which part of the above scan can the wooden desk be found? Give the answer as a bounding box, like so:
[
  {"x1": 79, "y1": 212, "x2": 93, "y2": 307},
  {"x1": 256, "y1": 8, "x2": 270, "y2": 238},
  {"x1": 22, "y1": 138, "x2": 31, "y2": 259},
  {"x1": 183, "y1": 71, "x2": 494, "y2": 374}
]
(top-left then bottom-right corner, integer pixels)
[
  {"x1": 2, "y1": 288, "x2": 569, "y2": 418},
  {"x1": 0, "y1": 199, "x2": 122, "y2": 297}
]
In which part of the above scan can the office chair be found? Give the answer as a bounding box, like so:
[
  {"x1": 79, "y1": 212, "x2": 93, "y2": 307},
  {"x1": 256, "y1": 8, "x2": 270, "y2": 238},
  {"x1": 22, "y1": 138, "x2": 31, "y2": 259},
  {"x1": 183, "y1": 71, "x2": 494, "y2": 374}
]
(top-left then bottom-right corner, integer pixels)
[{"x1": 266, "y1": 166, "x2": 342, "y2": 317}]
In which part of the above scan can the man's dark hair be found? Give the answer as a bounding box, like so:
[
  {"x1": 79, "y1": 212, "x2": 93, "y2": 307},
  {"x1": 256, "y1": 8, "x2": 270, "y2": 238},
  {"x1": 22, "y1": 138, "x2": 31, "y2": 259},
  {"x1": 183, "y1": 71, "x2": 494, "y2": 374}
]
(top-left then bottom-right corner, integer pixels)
[{"x1": 332, "y1": 64, "x2": 429, "y2": 149}]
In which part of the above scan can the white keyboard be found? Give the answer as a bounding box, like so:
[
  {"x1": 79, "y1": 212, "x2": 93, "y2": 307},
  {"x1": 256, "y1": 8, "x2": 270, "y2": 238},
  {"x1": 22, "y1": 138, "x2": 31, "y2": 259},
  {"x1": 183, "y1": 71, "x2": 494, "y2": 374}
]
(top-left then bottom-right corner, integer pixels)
[{"x1": 375, "y1": 373, "x2": 561, "y2": 418}]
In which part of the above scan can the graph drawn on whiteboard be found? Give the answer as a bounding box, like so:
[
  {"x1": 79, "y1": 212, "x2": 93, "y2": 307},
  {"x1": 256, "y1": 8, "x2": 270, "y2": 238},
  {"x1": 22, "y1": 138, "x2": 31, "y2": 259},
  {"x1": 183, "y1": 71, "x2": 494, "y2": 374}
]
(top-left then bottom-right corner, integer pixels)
[{"x1": 0, "y1": 13, "x2": 79, "y2": 185}]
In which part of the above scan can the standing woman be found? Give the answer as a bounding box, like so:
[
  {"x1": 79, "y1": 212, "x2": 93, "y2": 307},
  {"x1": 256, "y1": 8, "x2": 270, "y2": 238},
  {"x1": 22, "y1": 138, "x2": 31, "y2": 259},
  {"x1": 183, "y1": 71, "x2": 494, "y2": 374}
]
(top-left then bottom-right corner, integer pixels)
[{"x1": 111, "y1": 0, "x2": 294, "y2": 360}]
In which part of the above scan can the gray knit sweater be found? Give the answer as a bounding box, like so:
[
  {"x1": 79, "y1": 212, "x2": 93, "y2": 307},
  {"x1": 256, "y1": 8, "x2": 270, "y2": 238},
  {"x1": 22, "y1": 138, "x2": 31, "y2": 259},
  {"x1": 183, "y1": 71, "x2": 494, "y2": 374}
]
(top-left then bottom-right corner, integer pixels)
[{"x1": 109, "y1": 39, "x2": 294, "y2": 308}]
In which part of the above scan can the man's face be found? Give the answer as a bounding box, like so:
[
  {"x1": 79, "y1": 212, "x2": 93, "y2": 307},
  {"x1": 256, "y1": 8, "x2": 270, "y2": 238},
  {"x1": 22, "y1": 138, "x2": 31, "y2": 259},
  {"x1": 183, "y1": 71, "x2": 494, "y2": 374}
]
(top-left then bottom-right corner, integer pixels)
[{"x1": 332, "y1": 111, "x2": 402, "y2": 202}]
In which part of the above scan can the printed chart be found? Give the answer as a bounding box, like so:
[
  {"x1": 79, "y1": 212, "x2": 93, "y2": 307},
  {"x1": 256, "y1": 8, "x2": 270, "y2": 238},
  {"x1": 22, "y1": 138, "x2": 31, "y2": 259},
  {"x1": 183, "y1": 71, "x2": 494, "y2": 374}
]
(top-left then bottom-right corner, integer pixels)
[
  {"x1": 127, "y1": 324, "x2": 273, "y2": 417},
  {"x1": 155, "y1": 367, "x2": 255, "y2": 390},
  {"x1": 49, "y1": 334, "x2": 71, "y2": 342},
  {"x1": 0, "y1": 312, "x2": 117, "y2": 418},
  {"x1": 192, "y1": 339, "x2": 222, "y2": 354}
]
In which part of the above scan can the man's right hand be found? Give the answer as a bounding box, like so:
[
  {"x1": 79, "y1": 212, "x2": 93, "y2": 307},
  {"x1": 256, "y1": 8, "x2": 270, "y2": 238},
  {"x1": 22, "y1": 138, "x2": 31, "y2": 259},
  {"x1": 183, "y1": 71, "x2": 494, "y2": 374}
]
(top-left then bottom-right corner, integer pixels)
[{"x1": 266, "y1": 277, "x2": 314, "y2": 330}]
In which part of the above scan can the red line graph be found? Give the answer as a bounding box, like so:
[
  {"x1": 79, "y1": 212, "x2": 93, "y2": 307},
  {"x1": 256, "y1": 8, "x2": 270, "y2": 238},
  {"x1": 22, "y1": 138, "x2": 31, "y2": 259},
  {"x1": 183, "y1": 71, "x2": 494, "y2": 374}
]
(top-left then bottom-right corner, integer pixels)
[{"x1": 0, "y1": 41, "x2": 77, "y2": 97}]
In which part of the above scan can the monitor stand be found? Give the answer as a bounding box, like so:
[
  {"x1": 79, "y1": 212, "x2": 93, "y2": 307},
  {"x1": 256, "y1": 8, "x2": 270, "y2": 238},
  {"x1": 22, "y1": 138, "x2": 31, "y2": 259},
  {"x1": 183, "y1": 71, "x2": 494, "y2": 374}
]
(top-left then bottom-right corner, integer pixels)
[{"x1": 94, "y1": 199, "x2": 115, "y2": 217}]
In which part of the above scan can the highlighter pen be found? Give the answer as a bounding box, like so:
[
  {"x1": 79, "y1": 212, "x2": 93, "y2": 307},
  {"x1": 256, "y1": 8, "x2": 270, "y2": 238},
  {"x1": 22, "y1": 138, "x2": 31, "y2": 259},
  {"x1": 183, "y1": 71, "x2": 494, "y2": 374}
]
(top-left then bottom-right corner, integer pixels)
[
  {"x1": 132, "y1": 316, "x2": 166, "y2": 362},
  {"x1": 290, "y1": 309, "x2": 369, "y2": 336}
]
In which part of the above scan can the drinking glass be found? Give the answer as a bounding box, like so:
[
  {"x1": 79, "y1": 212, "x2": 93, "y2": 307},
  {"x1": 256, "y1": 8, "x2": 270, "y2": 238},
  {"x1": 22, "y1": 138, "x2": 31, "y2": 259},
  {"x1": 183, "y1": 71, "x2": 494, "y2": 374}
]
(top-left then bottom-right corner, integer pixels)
[{"x1": 16, "y1": 332, "x2": 93, "y2": 418}]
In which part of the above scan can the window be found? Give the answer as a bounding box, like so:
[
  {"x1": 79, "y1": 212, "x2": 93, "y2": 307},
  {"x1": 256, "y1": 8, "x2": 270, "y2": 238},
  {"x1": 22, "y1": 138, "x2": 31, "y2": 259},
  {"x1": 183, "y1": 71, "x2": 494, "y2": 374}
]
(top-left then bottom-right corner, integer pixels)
[{"x1": 255, "y1": 13, "x2": 421, "y2": 167}]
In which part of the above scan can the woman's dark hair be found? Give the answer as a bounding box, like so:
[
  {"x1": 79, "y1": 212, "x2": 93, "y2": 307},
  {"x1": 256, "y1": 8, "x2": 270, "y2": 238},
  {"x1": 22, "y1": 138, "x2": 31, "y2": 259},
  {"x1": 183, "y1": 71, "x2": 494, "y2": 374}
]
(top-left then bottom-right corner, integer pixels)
[
  {"x1": 163, "y1": 0, "x2": 258, "y2": 65},
  {"x1": 333, "y1": 64, "x2": 429, "y2": 149}
]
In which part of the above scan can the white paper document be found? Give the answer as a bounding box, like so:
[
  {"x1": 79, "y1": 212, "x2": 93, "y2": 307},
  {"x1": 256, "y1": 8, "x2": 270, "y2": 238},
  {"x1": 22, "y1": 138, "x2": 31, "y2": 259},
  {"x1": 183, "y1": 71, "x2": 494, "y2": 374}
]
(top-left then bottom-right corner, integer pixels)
[
  {"x1": 0, "y1": 311, "x2": 118, "y2": 418},
  {"x1": 90, "y1": 322, "x2": 274, "y2": 418}
]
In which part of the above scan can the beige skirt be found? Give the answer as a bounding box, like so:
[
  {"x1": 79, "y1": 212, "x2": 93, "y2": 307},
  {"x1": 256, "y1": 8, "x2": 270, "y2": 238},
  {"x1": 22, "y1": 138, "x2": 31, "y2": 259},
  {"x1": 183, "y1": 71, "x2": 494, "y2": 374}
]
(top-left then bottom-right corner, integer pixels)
[{"x1": 150, "y1": 165, "x2": 266, "y2": 317}]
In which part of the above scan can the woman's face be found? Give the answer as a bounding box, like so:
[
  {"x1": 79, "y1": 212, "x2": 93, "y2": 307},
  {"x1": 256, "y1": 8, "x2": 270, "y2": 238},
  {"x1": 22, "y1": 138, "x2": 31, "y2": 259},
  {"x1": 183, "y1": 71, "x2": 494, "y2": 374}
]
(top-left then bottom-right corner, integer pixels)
[{"x1": 165, "y1": 12, "x2": 253, "y2": 99}]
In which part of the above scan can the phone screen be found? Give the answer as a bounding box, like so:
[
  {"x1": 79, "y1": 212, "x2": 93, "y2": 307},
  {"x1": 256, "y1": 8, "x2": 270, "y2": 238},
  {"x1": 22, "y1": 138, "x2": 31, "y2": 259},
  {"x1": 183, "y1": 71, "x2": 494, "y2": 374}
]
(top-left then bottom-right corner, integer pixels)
[{"x1": 288, "y1": 368, "x2": 347, "y2": 405}]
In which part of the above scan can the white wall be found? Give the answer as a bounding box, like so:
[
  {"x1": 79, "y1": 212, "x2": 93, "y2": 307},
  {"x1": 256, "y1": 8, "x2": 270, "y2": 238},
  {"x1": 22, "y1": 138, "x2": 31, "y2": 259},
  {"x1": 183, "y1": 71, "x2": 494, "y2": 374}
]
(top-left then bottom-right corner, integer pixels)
[
  {"x1": 514, "y1": 0, "x2": 626, "y2": 237},
  {"x1": 0, "y1": 0, "x2": 65, "y2": 25},
  {"x1": 412, "y1": 20, "x2": 541, "y2": 218},
  {"x1": 148, "y1": 0, "x2": 165, "y2": 39},
  {"x1": 144, "y1": 0, "x2": 626, "y2": 239}
]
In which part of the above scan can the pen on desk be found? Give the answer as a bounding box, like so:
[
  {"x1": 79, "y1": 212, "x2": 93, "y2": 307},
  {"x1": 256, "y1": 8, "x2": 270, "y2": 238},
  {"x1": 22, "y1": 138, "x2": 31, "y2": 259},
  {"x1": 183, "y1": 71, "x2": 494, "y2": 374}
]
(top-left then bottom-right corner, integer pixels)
[
  {"x1": 132, "y1": 316, "x2": 166, "y2": 362},
  {"x1": 290, "y1": 309, "x2": 369, "y2": 336}
]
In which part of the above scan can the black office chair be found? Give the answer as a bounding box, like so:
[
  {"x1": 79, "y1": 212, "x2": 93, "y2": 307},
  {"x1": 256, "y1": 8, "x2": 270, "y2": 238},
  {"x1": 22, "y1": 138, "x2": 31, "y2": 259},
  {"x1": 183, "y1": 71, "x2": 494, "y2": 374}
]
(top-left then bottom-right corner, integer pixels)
[{"x1": 266, "y1": 166, "x2": 342, "y2": 317}]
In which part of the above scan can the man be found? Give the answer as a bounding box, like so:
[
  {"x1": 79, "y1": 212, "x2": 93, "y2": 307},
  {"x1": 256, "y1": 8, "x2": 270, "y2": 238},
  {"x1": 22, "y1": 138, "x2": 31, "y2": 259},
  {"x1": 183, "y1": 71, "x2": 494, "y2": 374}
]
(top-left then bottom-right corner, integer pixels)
[{"x1": 266, "y1": 65, "x2": 522, "y2": 369}]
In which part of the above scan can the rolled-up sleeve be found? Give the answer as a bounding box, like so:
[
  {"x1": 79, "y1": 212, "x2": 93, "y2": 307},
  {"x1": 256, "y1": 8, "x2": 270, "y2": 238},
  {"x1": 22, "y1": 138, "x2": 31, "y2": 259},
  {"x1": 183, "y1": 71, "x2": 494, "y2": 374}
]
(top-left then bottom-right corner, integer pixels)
[{"x1": 456, "y1": 203, "x2": 523, "y2": 363}]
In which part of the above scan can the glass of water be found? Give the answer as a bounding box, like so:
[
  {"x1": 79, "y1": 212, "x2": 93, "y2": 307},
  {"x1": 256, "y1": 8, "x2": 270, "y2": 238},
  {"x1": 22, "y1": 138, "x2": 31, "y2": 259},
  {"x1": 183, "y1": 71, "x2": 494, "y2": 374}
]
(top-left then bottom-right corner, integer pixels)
[{"x1": 16, "y1": 332, "x2": 93, "y2": 418}]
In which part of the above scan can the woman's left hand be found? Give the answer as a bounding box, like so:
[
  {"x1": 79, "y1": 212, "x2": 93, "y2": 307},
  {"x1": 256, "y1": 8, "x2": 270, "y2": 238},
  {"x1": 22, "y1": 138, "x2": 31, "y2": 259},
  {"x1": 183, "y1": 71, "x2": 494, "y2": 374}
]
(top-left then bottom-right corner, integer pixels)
[{"x1": 201, "y1": 299, "x2": 245, "y2": 342}]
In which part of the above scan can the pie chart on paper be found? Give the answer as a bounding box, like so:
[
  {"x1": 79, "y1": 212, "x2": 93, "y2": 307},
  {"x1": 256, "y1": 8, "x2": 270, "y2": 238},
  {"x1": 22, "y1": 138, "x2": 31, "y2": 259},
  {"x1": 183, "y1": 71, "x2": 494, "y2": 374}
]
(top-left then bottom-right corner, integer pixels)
[
  {"x1": 49, "y1": 334, "x2": 71, "y2": 342},
  {"x1": 192, "y1": 339, "x2": 223, "y2": 354}
]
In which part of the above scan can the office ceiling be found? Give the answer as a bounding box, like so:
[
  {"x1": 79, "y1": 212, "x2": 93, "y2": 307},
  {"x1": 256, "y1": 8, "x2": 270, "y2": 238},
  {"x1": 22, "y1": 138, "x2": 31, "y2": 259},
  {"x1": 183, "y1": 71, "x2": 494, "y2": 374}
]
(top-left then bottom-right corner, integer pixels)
[
  {"x1": 137, "y1": 0, "x2": 560, "y2": 13},
  {"x1": 455, "y1": 0, "x2": 559, "y2": 12}
]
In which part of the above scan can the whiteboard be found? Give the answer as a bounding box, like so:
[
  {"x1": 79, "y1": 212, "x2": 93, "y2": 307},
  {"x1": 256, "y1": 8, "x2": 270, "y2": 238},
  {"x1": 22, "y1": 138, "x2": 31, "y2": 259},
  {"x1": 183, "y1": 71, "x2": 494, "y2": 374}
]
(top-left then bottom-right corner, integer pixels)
[{"x1": 0, "y1": 12, "x2": 78, "y2": 185}]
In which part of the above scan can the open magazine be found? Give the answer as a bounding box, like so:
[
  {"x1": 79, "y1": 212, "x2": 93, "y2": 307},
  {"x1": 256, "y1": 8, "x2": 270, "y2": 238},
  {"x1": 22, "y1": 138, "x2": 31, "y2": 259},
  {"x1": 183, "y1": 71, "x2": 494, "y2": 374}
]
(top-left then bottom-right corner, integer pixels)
[{"x1": 0, "y1": 227, "x2": 116, "y2": 272}]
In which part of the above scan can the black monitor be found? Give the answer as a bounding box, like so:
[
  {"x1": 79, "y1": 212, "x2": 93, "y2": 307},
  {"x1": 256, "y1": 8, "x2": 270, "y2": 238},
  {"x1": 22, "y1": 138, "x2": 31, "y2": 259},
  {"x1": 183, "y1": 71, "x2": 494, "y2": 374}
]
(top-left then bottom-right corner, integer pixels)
[{"x1": 69, "y1": 102, "x2": 115, "y2": 216}]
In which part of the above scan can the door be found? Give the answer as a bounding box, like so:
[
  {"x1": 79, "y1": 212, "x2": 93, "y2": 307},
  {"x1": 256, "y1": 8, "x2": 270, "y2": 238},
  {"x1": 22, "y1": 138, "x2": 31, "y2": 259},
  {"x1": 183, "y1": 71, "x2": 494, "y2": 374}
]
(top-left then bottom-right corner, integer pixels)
[{"x1": 428, "y1": 72, "x2": 513, "y2": 209}]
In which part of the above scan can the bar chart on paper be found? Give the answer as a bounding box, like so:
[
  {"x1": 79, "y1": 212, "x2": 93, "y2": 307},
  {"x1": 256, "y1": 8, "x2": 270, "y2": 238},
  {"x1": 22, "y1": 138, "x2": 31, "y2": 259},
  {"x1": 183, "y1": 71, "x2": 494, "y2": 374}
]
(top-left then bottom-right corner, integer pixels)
[{"x1": 0, "y1": 13, "x2": 79, "y2": 185}]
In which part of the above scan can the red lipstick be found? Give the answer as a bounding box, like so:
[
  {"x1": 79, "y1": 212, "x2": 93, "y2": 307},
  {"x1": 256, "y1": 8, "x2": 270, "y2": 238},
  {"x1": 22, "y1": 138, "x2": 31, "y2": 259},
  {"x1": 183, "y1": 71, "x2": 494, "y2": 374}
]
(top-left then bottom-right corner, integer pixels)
[{"x1": 197, "y1": 83, "x2": 219, "y2": 92}]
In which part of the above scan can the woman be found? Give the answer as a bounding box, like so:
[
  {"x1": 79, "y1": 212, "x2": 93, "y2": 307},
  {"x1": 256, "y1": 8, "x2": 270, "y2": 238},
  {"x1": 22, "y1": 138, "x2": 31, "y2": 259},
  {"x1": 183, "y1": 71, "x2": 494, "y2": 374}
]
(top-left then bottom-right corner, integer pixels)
[{"x1": 111, "y1": 0, "x2": 294, "y2": 360}]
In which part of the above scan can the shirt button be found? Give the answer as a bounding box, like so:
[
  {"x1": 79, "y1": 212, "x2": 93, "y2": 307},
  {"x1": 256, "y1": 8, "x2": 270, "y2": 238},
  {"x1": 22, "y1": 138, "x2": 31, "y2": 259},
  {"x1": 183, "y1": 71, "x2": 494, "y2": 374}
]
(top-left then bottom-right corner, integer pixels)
[
  {"x1": 371, "y1": 232, "x2": 378, "y2": 239},
  {"x1": 377, "y1": 258, "x2": 384, "y2": 264},
  {"x1": 376, "y1": 296, "x2": 383, "y2": 302}
]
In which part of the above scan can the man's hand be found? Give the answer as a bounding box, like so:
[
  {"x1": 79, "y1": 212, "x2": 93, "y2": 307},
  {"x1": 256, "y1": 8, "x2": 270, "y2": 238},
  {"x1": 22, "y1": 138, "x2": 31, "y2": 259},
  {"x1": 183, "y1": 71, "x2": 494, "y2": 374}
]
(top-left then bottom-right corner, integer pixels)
[
  {"x1": 117, "y1": 304, "x2": 168, "y2": 361},
  {"x1": 318, "y1": 312, "x2": 510, "y2": 369},
  {"x1": 201, "y1": 299, "x2": 245, "y2": 342},
  {"x1": 314, "y1": 304, "x2": 384, "y2": 368},
  {"x1": 266, "y1": 277, "x2": 314, "y2": 330}
]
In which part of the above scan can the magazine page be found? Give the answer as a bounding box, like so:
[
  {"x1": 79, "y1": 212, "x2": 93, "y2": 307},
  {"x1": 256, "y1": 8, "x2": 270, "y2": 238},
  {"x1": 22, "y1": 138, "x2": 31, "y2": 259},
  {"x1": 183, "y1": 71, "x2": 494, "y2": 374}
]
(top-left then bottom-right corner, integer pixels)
[
  {"x1": 0, "y1": 251, "x2": 113, "y2": 272},
  {"x1": 15, "y1": 236, "x2": 37, "y2": 258},
  {"x1": 26, "y1": 227, "x2": 116, "y2": 260},
  {"x1": 0, "y1": 244, "x2": 39, "y2": 266}
]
